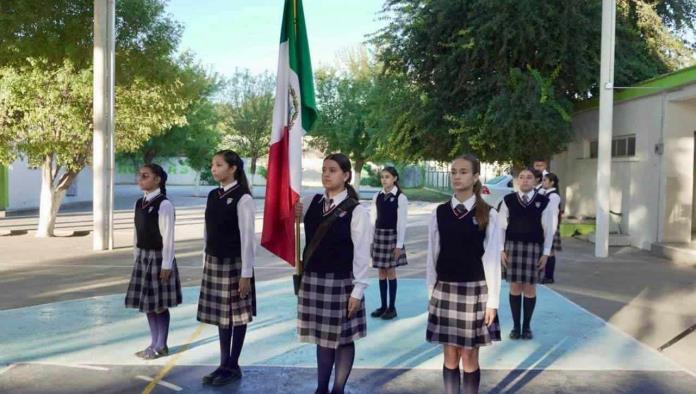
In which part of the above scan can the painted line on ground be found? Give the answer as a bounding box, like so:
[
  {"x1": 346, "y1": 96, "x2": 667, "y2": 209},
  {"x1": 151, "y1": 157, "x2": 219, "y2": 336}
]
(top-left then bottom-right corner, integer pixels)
[
  {"x1": 135, "y1": 375, "x2": 182, "y2": 392},
  {"x1": 0, "y1": 364, "x2": 15, "y2": 375},
  {"x1": 141, "y1": 323, "x2": 206, "y2": 394}
]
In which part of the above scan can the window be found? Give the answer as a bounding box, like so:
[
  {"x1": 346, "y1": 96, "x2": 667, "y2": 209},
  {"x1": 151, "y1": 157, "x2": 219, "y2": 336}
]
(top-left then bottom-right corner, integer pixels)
[{"x1": 590, "y1": 135, "x2": 636, "y2": 158}]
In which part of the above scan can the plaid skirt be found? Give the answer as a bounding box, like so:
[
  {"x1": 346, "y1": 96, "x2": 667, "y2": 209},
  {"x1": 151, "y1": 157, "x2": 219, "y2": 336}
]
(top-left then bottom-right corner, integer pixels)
[
  {"x1": 125, "y1": 249, "x2": 182, "y2": 313},
  {"x1": 371, "y1": 228, "x2": 408, "y2": 269},
  {"x1": 552, "y1": 231, "x2": 562, "y2": 253},
  {"x1": 426, "y1": 280, "x2": 501, "y2": 348},
  {"x1": 297, "y1": 271, "x2": 367, "y2": 349},
  {"x1": 197, "y1": 254, "x2": 256, "y2": 329},
  {"x1": 502, "y1": 240, "x2": 542, "y2": 284}
]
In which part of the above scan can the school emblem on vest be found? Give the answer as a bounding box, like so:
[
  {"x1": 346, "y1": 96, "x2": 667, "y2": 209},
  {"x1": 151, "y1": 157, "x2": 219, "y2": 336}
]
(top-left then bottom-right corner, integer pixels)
[
  {"x1": 389, "y1": 197, "x2": 395, "y2": 202},
  {"x1": 472, "y1": 216, "x2": 478, "y2": 225},
  {"x1": 227, "y1": 197, "x2": 233, "y2": 205},
  {"x1": 535, "y1": 202, "x2": 541, "y2": 208},
  {"x1": 337, "y1": 210, "x2": 347, "y2": 218},
  {"x1": 148, "y1": 206, "x2": 154, "y2": 213}
]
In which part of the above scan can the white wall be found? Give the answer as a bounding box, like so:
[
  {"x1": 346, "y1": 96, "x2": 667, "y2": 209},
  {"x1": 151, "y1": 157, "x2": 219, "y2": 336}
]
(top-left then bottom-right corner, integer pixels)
[{"x1": 7, "y1": 157, "x2": 93, "y2": 211}]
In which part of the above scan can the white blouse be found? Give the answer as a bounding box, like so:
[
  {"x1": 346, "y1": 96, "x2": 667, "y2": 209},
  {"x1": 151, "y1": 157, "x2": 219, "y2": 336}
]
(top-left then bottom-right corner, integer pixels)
[
  {"x1": 133, "y1": 188, "x2": 176, "y2": 270},
  {"x1": 300, "y1": 189, "x2": 372, "y2": 299},
  {"x1": 425, "y1": 194, "x2": 502, "y2": 309},
  {"x1": 497, "y1": 189, "x2": 558, "y2": 256},
  {"x1": 370, "y1": 186, "x2": 408, "y2": 248}
]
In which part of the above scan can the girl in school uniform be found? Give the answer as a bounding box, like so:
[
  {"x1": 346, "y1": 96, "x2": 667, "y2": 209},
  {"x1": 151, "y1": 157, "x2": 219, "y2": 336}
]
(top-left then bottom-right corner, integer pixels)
[
  {"x1": 426, "y1": 154, "x2": 501, "y2": 394},
  {"x1": 126, "y1": 164, "x2": 182, "y2": 360},
  {"x1": 370, "y1": 166, "x2": 408, "y2": 320},
  {"x1": 295, "y1": 153, "x2": 370, "y2": 394},
  {"x1": 541, "y1": 173, "x2": 563, "y2": 284},
  {"x1": 499, "y1": 168, "x2": 558, "y2": 340},
  {"x1": 197, "y1": 150, "x2": 256, "y2": 386}
]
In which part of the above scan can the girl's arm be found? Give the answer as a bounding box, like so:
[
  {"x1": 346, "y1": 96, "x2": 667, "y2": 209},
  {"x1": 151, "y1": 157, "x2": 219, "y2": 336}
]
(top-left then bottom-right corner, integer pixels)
[
  {"x1": 541, "y1": 198, "x2": 559, "y2": 256},
  {"x1": 158, "y1": 200, "x2": 176, "y2": 270},
  {"x1": 350, "y1": 204, "x2": 372, "y2": 299},
  {"x1": 425, "y1": 209, "x2": 439, "y2": 294},
  {"x1": 482, "y1": 208, "x2": 501, "y2": 309},
  {"x1": 237, "y1": 194, "x2": 256, "y2": 278},
  {"x1": 396, "y1": 194, "x2": 408, "y2": 249}
]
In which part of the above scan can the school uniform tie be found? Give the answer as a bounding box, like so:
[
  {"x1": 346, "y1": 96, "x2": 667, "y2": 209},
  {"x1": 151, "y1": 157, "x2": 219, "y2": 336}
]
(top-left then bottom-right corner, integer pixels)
[
  {"x1": 454, "y1": 204, "x2": 468, "y2": 216},
  {"x1": 522, "y1": 194, "x2": 529, "y2": 204},
  {"x1": 324, "y1": 198, "x2": 334, "y2": 214}
]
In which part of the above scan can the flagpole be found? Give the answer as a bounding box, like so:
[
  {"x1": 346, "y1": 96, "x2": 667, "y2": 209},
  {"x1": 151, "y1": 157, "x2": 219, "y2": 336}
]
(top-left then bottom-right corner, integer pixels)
[{"x1": 293, "y1": 0, "x2": 302, "y2": 276}]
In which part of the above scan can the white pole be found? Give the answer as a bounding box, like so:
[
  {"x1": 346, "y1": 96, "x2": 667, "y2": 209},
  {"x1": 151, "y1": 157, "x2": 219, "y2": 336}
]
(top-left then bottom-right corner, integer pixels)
[
  {"x1": 93, "y1": 0, "x2": 116, "y2": 251},
  {"x1": 595, "y1": 0, "x2": 616, "y2": 257}
]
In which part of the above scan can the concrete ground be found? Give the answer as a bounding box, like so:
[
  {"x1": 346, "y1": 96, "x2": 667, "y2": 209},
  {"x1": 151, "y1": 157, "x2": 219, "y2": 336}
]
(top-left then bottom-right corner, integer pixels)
[{"x1": 1, "y1": 195, "x2": 695, "y2": 393}]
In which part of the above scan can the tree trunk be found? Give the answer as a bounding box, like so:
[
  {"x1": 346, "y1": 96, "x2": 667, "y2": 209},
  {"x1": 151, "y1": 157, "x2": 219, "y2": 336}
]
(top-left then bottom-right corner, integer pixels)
[
  {"x1": 353, "y1": 159, "x2": 364, "y2": 193},
  {"x1": 36, "y1": 156, "x2": 77, "y2": 237},
  {"x1": 250, "y1": 156, "x2": 258, "y2": 187}
]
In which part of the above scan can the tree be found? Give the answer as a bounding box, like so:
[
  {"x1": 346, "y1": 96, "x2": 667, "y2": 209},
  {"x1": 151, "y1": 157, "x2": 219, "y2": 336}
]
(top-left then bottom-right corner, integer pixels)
[
  {"x1": 0, "y1": 0, "x2": 192, "y2": 237},
  {"x1": 372, "y1": 0, "x2": 695, "y2": 164},
  {"x1": 219, "y1": 70, "x2": 275, "y2": 185}
]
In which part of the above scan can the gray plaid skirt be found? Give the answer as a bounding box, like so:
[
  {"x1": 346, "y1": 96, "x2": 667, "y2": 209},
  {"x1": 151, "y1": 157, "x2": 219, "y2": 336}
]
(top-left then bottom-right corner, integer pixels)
[
  {"x1": 502, "y1": 240, "x2": 543, "y2": 284},
  {"x1": 426, "y1": 280, "x2": 501, "y2": 348},
  {"x1": 197, "y1": 254, "x2": 256, "y2": 329},
  {"x1": 125, "y1": 249, "x2": 182, "y2": 313},
  {"x1": 297, "y1": 271, "x2": 367, "y2": 349},
  {"x1": 371, "y1": 228, "x2": 408, "y2": 269},
  {"x1": 552, "y1": 231, "x2": 562, "y2": 253}
]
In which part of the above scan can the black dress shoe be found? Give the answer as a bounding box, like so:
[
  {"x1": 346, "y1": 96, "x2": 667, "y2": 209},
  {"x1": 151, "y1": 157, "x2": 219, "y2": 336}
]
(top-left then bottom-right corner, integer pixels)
[
  {"x1": 522, "y1": 329, "x2": 534, "y2": 340},
  {"x1": 211, "y1": 366, "x2": 242, "y2": 386},
  {"x1": 371, "y1": 307, "x2": 386, "y2": 318},
  {"x1": 202, "y1": 367, "x2": 224, "y2": 384},
  {"x1": 509, "y1": 329, "x2": 521, "y2": 340},
  {"x1": 541, "y1": 278, "x2": 555, "y2": 284},
  {"x1": 381, "y1": 308, "x2": 397, "y2": 320}
]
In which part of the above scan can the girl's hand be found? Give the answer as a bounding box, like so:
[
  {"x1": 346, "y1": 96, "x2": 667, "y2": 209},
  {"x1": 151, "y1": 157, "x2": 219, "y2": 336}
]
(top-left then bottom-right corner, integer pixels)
[
  {"x1": 295, "y1": 202, "x2": 303, "y2": 218},
  {"x1": 159, "y1": 269, "x2": 171, "y2": 281},
  {"x1": 347, "y1": 296, "x2": 361, "y2": 319},
  {"x1": 393, "y1": 247, "x2": 402, "y2": 259},
  {"x1": 537, "y1": 255, "x2": 549, "y2": 271},
  {"x1": 239, "y1": 277, "x2": 251, "y2": 299},
  {"x1": 484, "y1": 308, "x2": 497, "y2": 327},
  {"x1": 501, "y1": 251, "x2": 509, "y2": 268}
]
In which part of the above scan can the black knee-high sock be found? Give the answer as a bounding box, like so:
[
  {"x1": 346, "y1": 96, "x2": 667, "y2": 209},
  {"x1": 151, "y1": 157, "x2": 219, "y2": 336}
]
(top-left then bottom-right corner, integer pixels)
[
  {"x1": 228, "y1": 325, "x2": 247, "y2": 369},
  {"x1": 443, "y1": 365, "x2": 461, "y2": 394},
  {"x1": 331, "y1": 342, "x2": 355, "y2": 394},
  {"x1": 378, "y1": 279, "x2": 387, "y2": 310},
  {"x1": 316, "y1": 345, "x2": 336, "y2": 394},
  {"x1": 388, "y1": 279, "x2": 397, "y2": 310},
  {"x1": 523, "y1": 296, "x2": 537, "y2": 331},
  {"x1": 155, "y1": 310, "x2": 170, "y2": 349},
  {"x1": 218, "y1": 327, "x2": 232, "y2": 368},
  {"x1": 145, "y1": 312, "x2": 158, "y2": 348},
  {"x1": 509, "y1": 294, "x2": 522, "y2": 331},
  {"x1": 545, "y1": 256, "x2": 556, "y2": 280},
  {"x1": 462, "y1": 369, "x2": 480, "y2": 394}
]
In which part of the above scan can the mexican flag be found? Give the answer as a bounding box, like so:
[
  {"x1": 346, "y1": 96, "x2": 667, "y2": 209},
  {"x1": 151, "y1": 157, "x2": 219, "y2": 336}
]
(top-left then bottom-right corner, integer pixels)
[{"x1": 261, "y1": 0, "x2": 318, "y2": 265}]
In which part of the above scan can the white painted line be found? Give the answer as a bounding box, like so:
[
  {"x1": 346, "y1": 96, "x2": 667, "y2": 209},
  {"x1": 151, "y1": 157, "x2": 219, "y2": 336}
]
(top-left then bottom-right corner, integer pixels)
[
  {"x1": 545, "y1": 286, "x2": 696, "y2": 377},
  {"x1": 135, "y1": 375, "x2": 183, "y2": 391},
  {"x1": 11, "y1": 362, "x2": 110, "y2": 371},
  {"x1": 0, "y1": 364, "x2": 15, "y2": 375}
]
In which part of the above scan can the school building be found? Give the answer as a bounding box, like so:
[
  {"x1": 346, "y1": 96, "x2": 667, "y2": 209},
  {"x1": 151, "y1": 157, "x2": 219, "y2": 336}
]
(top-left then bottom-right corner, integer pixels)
[{"x1": 551, "y1": 65, "x2": 696, "y2": 260}]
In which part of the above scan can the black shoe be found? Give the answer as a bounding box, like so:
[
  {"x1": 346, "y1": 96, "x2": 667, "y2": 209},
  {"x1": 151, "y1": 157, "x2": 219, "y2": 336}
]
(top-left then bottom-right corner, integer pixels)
[
  {"x1": 211, "y1": 366, "x2": 242, "y2": 386},
  {"x1": 522, "y1": 329, "x2": 534, "y2": 340},
  {"x1": 142, "y1": 347, "x2": 167, "y2": 360},
  {"x1": 371, "y1": 307, "x2": 386, "y2": 318},
  {"x1": 381, "y1": 308, "x2": 397, "y2": 320},
  {"x1": 541, "y1": 278, "x2": 555, "y2": 284},
  {"x1": 202, "y1": 367, "x2": 225, "y2": 384},
  {"x1": 135, "y1": 346, "x2": 152, "y2": 359},
  {"x1": 509, "y1": 329, "x2": 521, "y2": 340}
]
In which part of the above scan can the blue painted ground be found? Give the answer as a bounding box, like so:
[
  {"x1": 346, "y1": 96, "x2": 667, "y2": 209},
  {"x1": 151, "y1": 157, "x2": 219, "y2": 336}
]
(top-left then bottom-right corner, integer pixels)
[{"x1": 0, "y1": 277, "x2": 686, "y2": 375}]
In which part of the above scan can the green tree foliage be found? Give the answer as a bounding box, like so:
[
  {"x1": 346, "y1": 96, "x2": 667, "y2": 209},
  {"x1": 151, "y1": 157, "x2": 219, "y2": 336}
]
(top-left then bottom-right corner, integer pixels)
[{"x1": 372, "y1": 0, "x2": 695, "y2": 164}]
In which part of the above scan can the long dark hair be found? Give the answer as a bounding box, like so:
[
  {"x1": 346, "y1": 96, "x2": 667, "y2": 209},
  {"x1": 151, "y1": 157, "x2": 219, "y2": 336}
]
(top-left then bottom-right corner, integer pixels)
[
  {"x1": 453, "y1": 154, "x2": 490, "y2": 230},
  {"x1": 215, "y1": 149, "x2": 251, "y2": 195},
  {"x1": 544, "y1": 172, "x2": 560, "y2": 190},
  {"x1": 381, "y1": 166, "x2": 400, "y2": 190},
  {"x1": 142, "y1": 163, "x2": 168, "y2": 196},
  {"x1": 325, "y1": 153, "x2": 359, "y2": 201}
]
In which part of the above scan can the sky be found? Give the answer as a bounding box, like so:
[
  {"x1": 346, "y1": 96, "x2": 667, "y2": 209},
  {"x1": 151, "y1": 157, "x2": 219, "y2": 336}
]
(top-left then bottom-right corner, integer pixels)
[{"x1": 165, "y1": 0, "x2": 387, "y2": 77}]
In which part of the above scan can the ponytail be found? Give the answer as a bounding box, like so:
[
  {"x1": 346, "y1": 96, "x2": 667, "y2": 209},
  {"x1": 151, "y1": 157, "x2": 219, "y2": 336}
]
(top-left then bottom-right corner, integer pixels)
[
  {"x1": 142, "y1": 163, "x2": 168, "y2": 196},
  {"x1": 345, "y1": 182, "x2": 359, "y2": 200},
  {"x1": 455, "y1": 154, "x2": 490, "y2": 230},
  {"x1": 215, "y1": 149, "x2": 252, "y2": 196}
]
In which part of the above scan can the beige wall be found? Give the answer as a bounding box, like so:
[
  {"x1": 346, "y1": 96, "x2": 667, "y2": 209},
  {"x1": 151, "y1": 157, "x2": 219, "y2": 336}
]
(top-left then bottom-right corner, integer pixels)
[{"x1": 553, "y1": 85, "x2": 696, "y2": 249}]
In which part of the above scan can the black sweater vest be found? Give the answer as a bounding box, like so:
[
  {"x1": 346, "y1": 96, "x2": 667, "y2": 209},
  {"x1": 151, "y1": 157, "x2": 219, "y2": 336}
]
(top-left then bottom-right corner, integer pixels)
[
  {"x1": 435, "y1": 203, "x2": 486, "y2": 282},
  {"x1": 375, "y1": 189, "x2": 401, "y2": 230},
  {"x1": 504, "y1": 192, "x2": 548, "y2": 244},
  {"x1": 303, "y1": 194, "x2": 354, "y2": 276},
  {"x1": 135, "y1": 195, "x2": 166, "y2": 250},
  {"x1": 205, "y1": 186, "x2": 247, "y2": 258}
]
